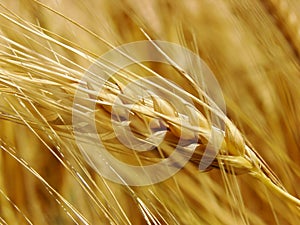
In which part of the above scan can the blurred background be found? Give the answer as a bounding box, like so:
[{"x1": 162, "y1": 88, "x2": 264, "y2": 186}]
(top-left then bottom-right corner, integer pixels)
[{"x1": 0, "y1": 0, "x2": 300, "y2": 224}]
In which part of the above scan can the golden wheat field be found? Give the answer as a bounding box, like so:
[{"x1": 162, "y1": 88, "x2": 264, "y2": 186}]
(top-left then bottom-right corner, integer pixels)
[{"x1": 0, "y1": 0, "x2": 300, "y2": 224}]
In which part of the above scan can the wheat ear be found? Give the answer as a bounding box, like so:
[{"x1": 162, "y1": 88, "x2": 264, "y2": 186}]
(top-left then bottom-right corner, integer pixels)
[{"x1": 0, "y1": 15, "x2": 299, "y2": 209}]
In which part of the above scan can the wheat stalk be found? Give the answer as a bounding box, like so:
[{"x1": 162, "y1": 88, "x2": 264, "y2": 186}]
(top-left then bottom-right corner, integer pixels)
[{"x1": 2, "y1": 34, "x2": 298, "y2": 207}]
